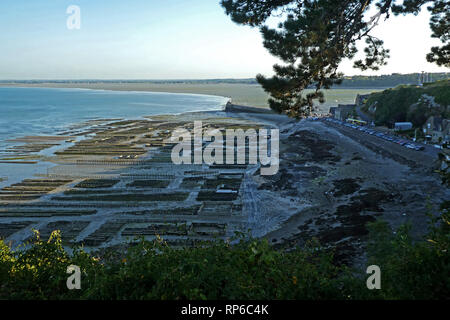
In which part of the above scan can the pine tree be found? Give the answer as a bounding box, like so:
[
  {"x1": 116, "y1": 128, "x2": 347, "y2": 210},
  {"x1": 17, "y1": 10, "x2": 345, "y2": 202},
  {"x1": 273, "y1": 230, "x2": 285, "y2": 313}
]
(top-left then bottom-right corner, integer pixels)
[{"x1": 221, "y1": 0, "x2": 449, "y2": 118}]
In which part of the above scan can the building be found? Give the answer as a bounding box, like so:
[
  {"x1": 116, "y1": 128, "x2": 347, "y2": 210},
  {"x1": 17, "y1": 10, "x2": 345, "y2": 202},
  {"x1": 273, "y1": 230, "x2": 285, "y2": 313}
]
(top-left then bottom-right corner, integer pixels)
[
  {"x1": 394, "y1": 122, "x2": 413, "y2": 131},
  {"x1": 333, "y1": 104, "x2": 355, "y2": 121},
  {"x1": 423, "y1": 116, "x2": 450, "y2": 143}
]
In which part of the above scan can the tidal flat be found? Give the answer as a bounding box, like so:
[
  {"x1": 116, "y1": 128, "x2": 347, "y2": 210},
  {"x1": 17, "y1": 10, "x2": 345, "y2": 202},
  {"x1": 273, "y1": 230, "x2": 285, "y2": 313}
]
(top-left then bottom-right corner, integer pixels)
[{"x1": 0, "y1": 106, "x2": 447, "y2": 267}]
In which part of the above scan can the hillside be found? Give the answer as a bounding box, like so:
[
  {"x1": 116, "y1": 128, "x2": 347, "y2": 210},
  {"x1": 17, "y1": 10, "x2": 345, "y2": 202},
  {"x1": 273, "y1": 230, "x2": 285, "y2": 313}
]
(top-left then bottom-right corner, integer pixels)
[
  {"x1": 363, "y1": 80, "x2": 450, "y2": 127},
  {"x1": 1, "y1": 73, "x2": 448, "y2": 89},
  {"x1": 338, "y1": 73, "x2": 448, "y2": 88}
]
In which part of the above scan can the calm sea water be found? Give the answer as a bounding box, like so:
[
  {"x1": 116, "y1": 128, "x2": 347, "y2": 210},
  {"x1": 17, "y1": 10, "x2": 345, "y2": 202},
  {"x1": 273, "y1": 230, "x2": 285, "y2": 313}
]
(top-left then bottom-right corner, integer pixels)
[{"x1": 0, "y1": 87, "x2": 229, "y2": 143}]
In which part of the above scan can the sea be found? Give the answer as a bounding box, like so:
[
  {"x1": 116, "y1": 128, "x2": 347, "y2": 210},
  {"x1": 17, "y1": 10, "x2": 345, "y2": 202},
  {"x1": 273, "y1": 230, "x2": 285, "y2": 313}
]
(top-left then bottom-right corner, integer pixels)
[
  {"x1": 0, "y1": 87, "x2": 229, "y2": 187},
  {"x1": 0, "y1": 87, "x2": 229, "y2": 143}
]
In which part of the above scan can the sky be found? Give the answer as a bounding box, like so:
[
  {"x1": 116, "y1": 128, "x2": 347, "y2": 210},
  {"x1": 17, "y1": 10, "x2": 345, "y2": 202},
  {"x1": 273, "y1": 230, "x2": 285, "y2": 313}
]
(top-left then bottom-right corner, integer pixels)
[{"x1": 0, "y1": 0, "x2": 448, "y2": 80}]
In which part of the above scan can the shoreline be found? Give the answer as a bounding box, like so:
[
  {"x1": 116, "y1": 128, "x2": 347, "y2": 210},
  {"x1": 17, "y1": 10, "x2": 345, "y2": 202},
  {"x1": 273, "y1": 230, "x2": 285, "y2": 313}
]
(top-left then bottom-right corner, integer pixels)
[
  {"x1": 0, "y1": 82, "x2": 384, "y2": 111},
  {"x1": 0, "y1": 86, "x2": 446, "y2": 267},
  {"x1": 0, "y1": 84, "x2": 236, "y2": 102},
  {"x1": 0, "y1": 82, "x2": 271, "y2": 109},
  {"x1": 0, "y1": 86, "x2": 232, "y2": 149}
]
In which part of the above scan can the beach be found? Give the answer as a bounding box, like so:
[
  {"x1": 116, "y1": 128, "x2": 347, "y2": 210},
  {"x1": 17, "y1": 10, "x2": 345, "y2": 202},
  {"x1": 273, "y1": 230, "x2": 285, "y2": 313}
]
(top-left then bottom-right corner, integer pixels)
[
  {"x1": 0, "y1": 87, "x2": 447, "y2": 267},
  {"x1": 0, "y1": 93, "x2": 447, "y2": 264}
]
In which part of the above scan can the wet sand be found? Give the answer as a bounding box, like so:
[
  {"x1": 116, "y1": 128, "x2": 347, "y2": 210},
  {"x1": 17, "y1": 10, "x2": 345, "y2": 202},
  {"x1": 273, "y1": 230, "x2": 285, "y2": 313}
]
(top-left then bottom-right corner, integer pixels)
[{"x1": 0, "y1": 102, "x2": 447, "y2": 267}]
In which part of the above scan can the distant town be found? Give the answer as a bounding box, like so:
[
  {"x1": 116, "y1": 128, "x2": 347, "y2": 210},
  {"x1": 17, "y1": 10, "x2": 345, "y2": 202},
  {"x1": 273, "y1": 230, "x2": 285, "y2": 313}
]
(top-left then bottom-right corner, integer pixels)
[{"x1": 1, "y1": 72, "x2": 448, "y2": 88}]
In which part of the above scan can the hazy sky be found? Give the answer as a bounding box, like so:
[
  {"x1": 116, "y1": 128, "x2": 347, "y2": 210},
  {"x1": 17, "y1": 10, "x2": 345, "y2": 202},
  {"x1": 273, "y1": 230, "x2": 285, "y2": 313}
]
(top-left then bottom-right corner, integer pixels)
[{"x1": 0, "y1": 0, "x2": 448, "y2": 79}]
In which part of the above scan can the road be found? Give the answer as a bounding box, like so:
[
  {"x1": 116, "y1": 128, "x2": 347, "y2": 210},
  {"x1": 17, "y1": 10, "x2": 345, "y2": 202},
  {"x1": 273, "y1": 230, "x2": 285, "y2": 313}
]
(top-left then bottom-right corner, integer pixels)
[{"x1": 320, "y1": 119, "x2": 440, "y2": 169}]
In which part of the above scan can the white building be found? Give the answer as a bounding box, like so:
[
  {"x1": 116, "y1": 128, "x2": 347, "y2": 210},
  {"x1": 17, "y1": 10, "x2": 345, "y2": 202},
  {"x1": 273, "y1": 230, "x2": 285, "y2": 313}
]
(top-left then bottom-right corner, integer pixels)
[{"x1": 394, "y1": 122, "x2": 413, "y2": 131}]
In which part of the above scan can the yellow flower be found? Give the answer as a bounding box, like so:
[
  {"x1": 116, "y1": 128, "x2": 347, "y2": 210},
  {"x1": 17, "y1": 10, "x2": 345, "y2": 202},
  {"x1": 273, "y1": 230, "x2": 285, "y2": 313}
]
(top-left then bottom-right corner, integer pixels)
[{"x1": 292, "y1": 276, "x2": 298, "y2": 285}]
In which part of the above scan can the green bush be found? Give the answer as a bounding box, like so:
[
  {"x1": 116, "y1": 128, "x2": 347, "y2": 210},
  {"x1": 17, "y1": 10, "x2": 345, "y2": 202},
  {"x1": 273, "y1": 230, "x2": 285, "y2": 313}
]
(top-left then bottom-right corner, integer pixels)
[
  {"x1": 0, "y1": 233, "x2": 359, "y2": 300},
  {"x1": 365, "y1": 212, "x2": 449, "y2": 299},
  {"x1": 0, "y1": 231, "x2": 99, "y2": 299},
  {"x1": 366, "y1": 80, "x2": 450, "y2": 127},
  {"x1": 0, "y1": 210, "x2": 448, "y2": 300}
]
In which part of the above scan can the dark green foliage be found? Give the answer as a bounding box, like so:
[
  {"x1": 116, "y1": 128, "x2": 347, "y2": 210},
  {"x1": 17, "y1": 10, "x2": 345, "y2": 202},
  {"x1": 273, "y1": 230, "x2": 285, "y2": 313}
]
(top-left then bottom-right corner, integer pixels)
[
  {"x1": 1, "y1": 207, "x2": 449, "y2": 300},
  {"x1": 1, "y1": 167, "x2": 448, "y2": 300},
  {"x1": 408, "y1": 103, "x2": 431, "y2": 127},
  {"x1": 364, "y1": 80, "x2": 450, "y2": 127},
  {"x1": 368, "y1": 86, "x2": 422, "y2": 126},
  {"x1": 0, "y1": 231, "x2": 98, "y2": 299},
  {"x1": 365, "y1": 216, "x2": 450, "y2": 299},
  {"x1": 221, "y1": 0, "x2": 449, "y2": 117},
  {"x1": 0, "y1": 212, "x2": 450, "y2": 300},
  {"x1": 0, "y1": 234, "x2": 357, "y2": 300},
  {"x1": 339, "y1": 73, "x2": 449, "y2": 88}
]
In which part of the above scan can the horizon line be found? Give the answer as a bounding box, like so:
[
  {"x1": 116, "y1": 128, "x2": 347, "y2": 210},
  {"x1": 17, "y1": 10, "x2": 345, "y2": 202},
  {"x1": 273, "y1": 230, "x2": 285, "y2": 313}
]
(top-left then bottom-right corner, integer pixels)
[{"x1": 0, "y1": 72, "x2": 448, "y2": 82}]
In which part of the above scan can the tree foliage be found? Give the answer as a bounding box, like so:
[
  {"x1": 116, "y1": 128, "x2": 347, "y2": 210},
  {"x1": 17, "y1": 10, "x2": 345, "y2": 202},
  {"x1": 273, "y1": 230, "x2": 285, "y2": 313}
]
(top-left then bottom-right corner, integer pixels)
[
  {"x1": 364, "y1": 80, "x2": 450, "y2": 127},
  {"x1": 221, "y1": 0, "x2": 450, "y2": 117}
]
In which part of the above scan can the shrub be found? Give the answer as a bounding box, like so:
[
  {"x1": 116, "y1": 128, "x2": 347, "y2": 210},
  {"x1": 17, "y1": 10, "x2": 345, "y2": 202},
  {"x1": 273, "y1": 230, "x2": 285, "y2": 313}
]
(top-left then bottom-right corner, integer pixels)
[
  {"x1": 0, "y1": 211, "x2": 448, "y2": 300},
  {"x1": 364, "y1": 211, "x2": 450, "y2": 299}
]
